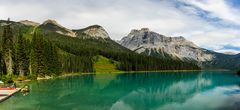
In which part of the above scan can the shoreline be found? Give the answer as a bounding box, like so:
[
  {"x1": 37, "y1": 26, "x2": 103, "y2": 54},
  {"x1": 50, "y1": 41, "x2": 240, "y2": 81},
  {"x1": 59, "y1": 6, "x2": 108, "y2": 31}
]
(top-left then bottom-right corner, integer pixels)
[{"x1": 13, "y1": 69, "x2": 232, "y2": 85}]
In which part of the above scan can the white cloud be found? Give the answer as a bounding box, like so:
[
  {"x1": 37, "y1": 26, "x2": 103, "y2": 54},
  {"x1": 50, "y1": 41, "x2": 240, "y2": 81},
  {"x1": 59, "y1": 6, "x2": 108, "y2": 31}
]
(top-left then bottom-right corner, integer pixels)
[
  {"x1": 0, "y1": 0, "x2": 239, "y2": 53},
  {"x1": 216, "y1": 49, "x2": 240, "y2": 54},
  {"x1": 179, "y1": 0, "x2": 240, "y2": 24},
  {"x1": 187, "y1": 29, "x2": 240, "y2": 50}
]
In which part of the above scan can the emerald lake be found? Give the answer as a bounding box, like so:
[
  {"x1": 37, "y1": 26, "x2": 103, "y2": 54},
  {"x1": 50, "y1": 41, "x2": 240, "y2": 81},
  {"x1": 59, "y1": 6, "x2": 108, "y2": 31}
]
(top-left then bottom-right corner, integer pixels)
[{"x1": 1, "y1": 71, "x2": 240, "y2": 110}]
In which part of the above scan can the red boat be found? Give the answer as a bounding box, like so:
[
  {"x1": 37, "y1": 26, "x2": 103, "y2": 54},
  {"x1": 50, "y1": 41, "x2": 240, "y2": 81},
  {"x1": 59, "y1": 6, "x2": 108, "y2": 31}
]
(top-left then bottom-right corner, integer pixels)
[{"x1": 0, "y1": 88, "x2": 16, "y2": 90}]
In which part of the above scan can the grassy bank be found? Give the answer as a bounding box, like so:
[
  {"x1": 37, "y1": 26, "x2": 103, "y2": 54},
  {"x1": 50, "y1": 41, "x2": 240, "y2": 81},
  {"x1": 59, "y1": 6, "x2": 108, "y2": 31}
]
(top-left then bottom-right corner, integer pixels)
[{"x1": 93, "y1": 55, "x2": 122, "y2": 73}]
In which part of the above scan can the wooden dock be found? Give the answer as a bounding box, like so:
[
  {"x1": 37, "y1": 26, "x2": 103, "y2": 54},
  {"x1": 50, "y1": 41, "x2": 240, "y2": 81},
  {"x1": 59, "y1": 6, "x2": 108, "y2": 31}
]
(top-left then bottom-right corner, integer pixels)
[{"x1": 0, "y1": 88, "x2": 20, "y2": 102}]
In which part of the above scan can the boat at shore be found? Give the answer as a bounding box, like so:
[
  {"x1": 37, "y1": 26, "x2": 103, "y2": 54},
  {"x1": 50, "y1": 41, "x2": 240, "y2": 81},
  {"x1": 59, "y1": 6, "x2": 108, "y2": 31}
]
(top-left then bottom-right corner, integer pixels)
[{"x1": 0, "y1": 88, "x2": 20, "y2": 102}]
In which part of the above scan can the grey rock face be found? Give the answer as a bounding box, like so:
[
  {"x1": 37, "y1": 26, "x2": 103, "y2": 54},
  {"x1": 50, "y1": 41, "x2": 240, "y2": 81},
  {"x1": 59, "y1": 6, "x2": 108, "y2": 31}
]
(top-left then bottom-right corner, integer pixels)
[
  {"x1": 74, "y1": 25, "x2": 110, "y2": 39},
  {"x1": 119, "y1": 28, "x2": 214, "y2": 62},
  {"x1": 83, "y1": 25, "x2": 109, "y2": 39}
]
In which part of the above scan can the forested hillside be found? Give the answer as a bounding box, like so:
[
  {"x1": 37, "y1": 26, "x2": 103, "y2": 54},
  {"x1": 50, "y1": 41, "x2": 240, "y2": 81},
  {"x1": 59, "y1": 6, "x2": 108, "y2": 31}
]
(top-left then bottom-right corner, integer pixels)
[{"x1": 0, "y1": 19, "x2": 200, "y2": 82}]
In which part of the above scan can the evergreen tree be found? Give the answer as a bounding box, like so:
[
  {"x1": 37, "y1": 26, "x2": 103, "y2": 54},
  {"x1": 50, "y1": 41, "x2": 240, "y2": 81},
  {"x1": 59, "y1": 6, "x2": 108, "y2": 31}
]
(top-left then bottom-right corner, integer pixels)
[
  {"x1": 30, "y1": 31, "x2": 61, "y2": 77},
  {"x1": 0, "y1": 52, "x2": 7, "y2": 75},
  {"x1": 43, "y1": 40, "x2": 61, "y2": 75},
  {"x1": 15, "y1": 32, "x2": 29, "y2": 77},
  {"x1": 31, "y1": 31, "x2": 47, "y2": 77},
  {"x1": 1, "y1": 19, "x2": 15, "y2": 75}
]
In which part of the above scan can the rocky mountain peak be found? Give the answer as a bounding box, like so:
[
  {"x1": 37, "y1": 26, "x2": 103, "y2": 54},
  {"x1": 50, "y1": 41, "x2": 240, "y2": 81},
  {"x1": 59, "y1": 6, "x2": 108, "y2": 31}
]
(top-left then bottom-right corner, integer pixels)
[
  {"x1": 42, "y1": 19, "x2": 69, "y2": 30},
  {"x1": 78, "y1": 25, "x2": 110, "y2": 39},
  {"x1": 19, "y1": 20, "x2": 40, "y2": 26},
  {"x1": 40, "y1": 19, "x2": 76, "y2": 37},
  {"x1": 119, "y1": 28, "x2": 214, "y2": 62},
  {"x1": 128, "y1": 29, "x2": 139, "y2": 36},
  {"x1": 43, "y1": 19, "x2": 59, "y2": 25},
  {"x1": 175, "y1": 36, "x2": 185, "y2": 40},
  {"x1": 140, "y1": 28, "x2": 150, "y2": 32},
  {"x1": 130, "y1": 28, "x2": 150, "y2": 33}
]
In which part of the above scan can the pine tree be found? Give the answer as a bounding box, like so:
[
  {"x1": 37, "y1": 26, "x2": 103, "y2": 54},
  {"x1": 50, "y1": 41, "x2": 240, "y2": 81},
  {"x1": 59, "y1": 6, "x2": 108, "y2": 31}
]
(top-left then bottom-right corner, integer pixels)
[
  {"x1": 30, "y1": 31, "x2": 47, "y2": 77},
  {"x1": 1, "y1": 19, "x2": 15, "y2": 75},
  {"x1": 0, "y1": 52, "x2": 7, "y2": 75},
  {"x1": 43, "y1": 40, "x2": 61, "y2": 75},
  {"x1": 30, "y1": 31, "x2": 61, "y2": 77},
  {"x1": 0, "y1": 28, "x2": 4, "y2": 76},
  {"x1": 15, "y1": 32, "x2": 29, "y2": 77}
]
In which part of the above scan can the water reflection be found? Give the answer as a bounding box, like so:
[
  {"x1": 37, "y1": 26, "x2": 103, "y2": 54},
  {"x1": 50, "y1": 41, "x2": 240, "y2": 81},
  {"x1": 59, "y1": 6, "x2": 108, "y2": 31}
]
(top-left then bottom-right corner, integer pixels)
[
  {"x1": 156, "y1": 86, "x2": 240, "y2": 110},
  {"x1": 0, "y1": 71, "x2": 240, "y2": 110},
  {"x1": 109, "y1": 72, "x2": 240, "y2": 110}
]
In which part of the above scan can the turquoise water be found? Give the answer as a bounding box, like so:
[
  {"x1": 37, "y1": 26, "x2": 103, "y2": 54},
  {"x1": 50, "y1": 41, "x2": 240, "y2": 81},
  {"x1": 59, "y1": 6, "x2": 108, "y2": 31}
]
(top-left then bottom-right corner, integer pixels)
[{"x1": 1, "y1": 71, "x2": 240, "y2": 110}]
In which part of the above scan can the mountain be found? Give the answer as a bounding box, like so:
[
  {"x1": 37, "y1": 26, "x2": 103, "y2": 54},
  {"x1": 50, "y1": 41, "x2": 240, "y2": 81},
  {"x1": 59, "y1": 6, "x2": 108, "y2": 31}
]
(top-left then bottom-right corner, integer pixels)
[
  {"x1": 203, "y1": 52, "x2": 240, "y2": 70},
  {"x1": 119, "y1": 28, "x2": 213, "y2": 61},
  {"x1": 119, "y1": 28, "x2": 240, "y2": 70},
  {"x1": 39, "y1": 19, "x2": 77, "y2": 37},
  {"x1": 0, "y1": 20, "x2": 34, "y2": 33},
  {"x1": 0, "y1": 19, "x2": 200, "y2": 79},
  {"x1": 39, "y1": 20, "x2": 109, "y2": 39},
  {"x1": 38, "y1": 20, "x2": 110, "y2": 39},
  {"x1": 18, "y1": 20, "x2": 40, "y2": 26},
  {"x1": 73, "y1": 25, "x2": 110, "y2": 39}
]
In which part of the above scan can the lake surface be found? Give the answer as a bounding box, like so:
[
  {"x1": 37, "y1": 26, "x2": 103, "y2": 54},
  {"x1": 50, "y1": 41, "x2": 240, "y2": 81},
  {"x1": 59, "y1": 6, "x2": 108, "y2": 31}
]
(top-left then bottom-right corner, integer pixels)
[{"x1": 1, "y1": 71, "x2": 240, "y2": 110}]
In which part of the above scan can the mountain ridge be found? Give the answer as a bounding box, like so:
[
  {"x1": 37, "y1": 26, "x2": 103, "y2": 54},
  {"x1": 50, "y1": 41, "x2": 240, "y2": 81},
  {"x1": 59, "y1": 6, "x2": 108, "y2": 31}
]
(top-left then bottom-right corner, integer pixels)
[
  {"x1": 119, "y1": 28, "x2": 240, "y2": 70},
  {"x1": 119, "y1": 28, "x2": 214, "y2": 62}
]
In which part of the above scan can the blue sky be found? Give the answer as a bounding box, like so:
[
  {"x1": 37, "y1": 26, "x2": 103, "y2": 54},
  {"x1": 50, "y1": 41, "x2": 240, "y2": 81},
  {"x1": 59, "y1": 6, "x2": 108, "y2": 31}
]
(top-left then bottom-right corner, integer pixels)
[
  {"x1": 0, "y1": 0, "x2": 240, "y2": 53},
  {"x1": 229, "y1": 0, "x2": 240, "y2": 8}
]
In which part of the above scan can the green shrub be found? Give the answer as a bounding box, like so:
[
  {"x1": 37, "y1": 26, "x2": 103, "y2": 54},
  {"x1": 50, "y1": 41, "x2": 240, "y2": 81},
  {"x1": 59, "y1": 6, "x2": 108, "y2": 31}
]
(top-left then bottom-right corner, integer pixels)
[{"x1": 1, "y1": 75, "x2": 14, "y2": 83}]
